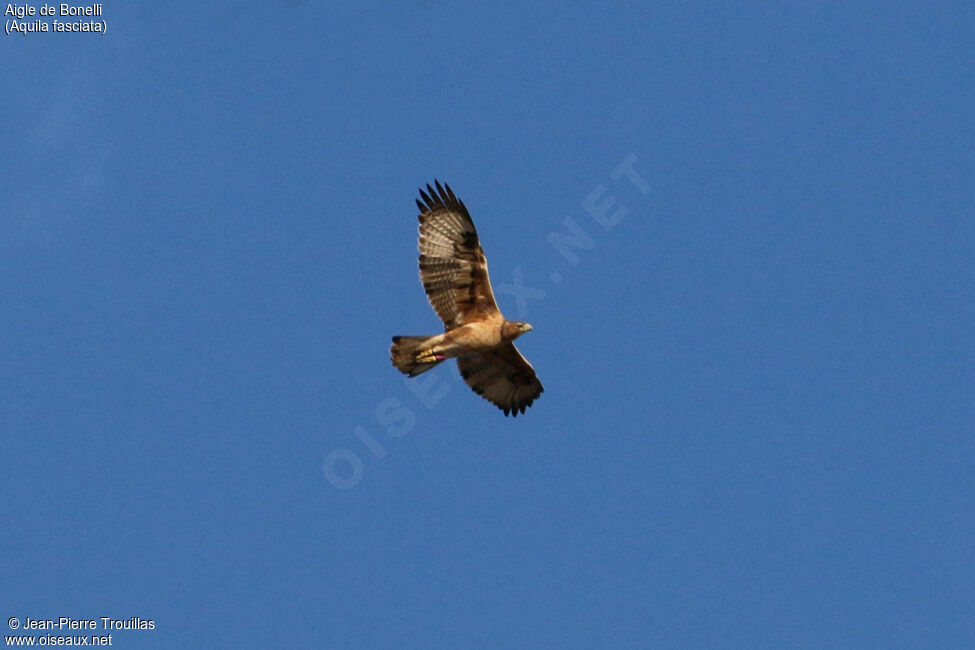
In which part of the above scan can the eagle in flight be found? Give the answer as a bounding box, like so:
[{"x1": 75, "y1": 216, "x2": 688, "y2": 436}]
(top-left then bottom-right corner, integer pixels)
[{"x1": 390, "y1": 181, "x2": 543, "y2": 416}]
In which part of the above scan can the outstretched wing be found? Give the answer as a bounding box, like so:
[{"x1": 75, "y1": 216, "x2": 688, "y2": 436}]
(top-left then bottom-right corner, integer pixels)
[
  {"x1": 416, "y1": 181, "x2": 500, "y2": 329},
  {"x1": 457, "y1": 343, "x2": 544, "y2": 417}
]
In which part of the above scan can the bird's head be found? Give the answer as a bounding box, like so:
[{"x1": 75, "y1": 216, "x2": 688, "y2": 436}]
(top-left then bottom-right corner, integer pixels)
[{"x1": 501, "y1": 320, "x2": 533, "y2": 341}]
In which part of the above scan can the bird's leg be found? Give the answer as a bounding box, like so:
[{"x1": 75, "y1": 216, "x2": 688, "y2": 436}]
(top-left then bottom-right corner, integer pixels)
[
  {"x1": 416, "y1": 349, "x2": 449, "y2": 363},
  {"x1": 413, "y1": 333, "x2": 451, "y2": 364}
]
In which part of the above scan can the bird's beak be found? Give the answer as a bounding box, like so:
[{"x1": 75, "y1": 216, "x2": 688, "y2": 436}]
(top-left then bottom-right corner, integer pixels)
[{"x1": 525, "y1": 324, "x2": 533, "y2": 332}]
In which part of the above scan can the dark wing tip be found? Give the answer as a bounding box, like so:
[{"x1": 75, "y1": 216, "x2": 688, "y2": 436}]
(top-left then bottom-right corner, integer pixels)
[
  {"x1": 418, "y1": 187, "x2": 433, "y2": 210},
  {"x1": 415, "y1": 180, "x2": 471, "y2": 220},
  {"x1": 418, "y1": 182, "x2": 453, "y2": 213},
  {"x1": 499, "y1": 388, "x2": 541, "y2": 417}
]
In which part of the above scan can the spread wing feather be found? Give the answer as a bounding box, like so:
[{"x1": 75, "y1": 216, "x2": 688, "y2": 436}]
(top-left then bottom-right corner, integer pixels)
[
  {"x1": 416, "y1": 181, "x2": 499, "y2": 328},
  {"x1": 457, "y1": 343, "x2": 544, "y2": 417}
]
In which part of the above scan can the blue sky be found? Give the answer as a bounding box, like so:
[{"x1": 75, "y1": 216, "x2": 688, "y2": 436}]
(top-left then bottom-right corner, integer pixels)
[{"x1": 2, "y1": 2, "x2": 973, "y2": 648}]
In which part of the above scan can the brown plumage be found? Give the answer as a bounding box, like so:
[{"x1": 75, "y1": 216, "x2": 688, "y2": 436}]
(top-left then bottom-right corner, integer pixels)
[{"x1": 390, "y1": 181, "x2": 543, "y2": 416}]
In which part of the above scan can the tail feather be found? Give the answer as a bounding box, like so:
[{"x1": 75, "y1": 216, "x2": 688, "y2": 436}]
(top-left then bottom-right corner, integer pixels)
[{"x1": 390, "y1": 335, "x2": 443, "y2": 377}]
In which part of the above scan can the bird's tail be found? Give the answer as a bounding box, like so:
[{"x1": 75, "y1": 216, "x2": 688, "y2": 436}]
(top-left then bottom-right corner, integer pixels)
[{"x1": 390, "y1": 336, "x2": 445, "y2": 377}]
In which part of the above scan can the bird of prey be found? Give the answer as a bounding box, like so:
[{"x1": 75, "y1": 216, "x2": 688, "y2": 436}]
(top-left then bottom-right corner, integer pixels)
[{"x1": 390, "y1": 181, "x2": 543, "y2": 416}]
